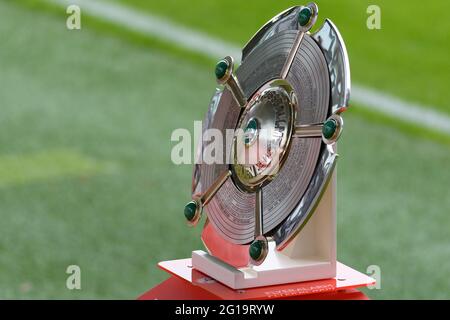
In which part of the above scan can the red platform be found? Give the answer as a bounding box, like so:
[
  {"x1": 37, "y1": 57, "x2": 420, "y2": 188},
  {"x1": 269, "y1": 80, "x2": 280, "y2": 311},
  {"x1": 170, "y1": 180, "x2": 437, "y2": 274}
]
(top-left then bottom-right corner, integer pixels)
[{"x1": 139, "y1": 258, "x2": 374, "y2": 300}]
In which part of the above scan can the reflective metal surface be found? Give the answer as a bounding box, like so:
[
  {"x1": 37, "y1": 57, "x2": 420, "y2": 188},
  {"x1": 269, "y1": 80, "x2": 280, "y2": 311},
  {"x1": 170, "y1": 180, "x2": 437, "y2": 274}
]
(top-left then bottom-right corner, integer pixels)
[
  {"x1": 312, "y1": 19, "x2": 351, "y2": 114},
  {"x1": 192, "y1": 87, "x2": 224, "y2": 197},
  {"x1": 242, "y1": 6, "x2": 299, "y2": 61},
  {"x1": 273, "y1": 144, "x2": 338, "y2": 249},
  {"x1": 254, "y1": 189, "x2": 264, "y2": 237},
  {"x1": 231, "y1": 79, "x2": 296, "y2": 191},
  {"x1": 294, "y1": 123, "x2": 323, "y2": 138}
]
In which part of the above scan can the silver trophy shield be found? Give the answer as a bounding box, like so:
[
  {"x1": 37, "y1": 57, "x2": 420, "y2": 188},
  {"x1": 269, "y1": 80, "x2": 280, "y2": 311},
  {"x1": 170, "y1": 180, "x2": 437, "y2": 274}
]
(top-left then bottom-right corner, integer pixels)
[{"x1": 185, "y1": 2, "x2": 350, "y2": 271}]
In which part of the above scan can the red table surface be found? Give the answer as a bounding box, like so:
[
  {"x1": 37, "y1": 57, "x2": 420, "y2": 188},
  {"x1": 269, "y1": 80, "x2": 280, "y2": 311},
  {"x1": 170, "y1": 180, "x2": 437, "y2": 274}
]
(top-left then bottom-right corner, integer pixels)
[{"x1": 139, "y1": 276, "x2": 369, "y2": 300}]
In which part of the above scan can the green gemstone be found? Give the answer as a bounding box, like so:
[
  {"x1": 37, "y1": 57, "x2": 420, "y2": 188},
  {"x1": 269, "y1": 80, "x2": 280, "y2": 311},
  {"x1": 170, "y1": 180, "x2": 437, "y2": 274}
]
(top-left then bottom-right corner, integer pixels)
[
  {"x1": 322, "y1": 119, "x2": 337, "y2": 139},
  {"x1": 184, "y1": 201, "x2": 197, "y2": 221},
  {"x1": 298, "y1": 7, "x2": 312, "y2": 27},
  {"x1": 249, "y1": 240, "x2": 263, "y2": 261},
  {"x1": 245, "y1": 118, "x2": 258, "y2": 131},
  {"x1": 215, "y1": 60, "x2": 229, "y2": 80},
  {"x1": 244, "y1": 118, "x2": 258, "y2": 145}
]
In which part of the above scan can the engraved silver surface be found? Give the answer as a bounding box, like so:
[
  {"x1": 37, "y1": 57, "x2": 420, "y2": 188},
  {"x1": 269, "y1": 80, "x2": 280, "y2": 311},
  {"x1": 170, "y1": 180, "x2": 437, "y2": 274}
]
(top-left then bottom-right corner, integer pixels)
[
  {"x1": 273, "y1": 144, "x2": 337, "y2": 249},
  {"x1": 192, "y1": 88, "x2": 223, "y2": 197},
  {"x1": 242, "y1": 6, "x2": 300, "y2": 62},
  {"x1": 197, "y1": 32, "x2": 330, "y2": 244}
]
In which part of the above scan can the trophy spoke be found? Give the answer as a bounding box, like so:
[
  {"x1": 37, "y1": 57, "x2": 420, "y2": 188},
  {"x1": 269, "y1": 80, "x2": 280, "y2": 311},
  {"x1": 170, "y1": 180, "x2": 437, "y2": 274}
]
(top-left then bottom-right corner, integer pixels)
[
  {"x1": 215, "y1": 56, "x2": 246, "y2": 108},
  {"x1": 184, "y1": 170, "x2": 231, "y2": 226},
  {"x1": 293, "y1": 114, "x2": 344, "y2": 144},
  {"x1": 248, "y1": 188, "x2": 269, "y2": 266},
  {"x1": 293, "y1": 123, "x2": 323, "y2": 138},
  {"x1": 281, "y1": 3, "x2": 319, "y2": 80},
  {"x1": 201, "y1": 170, "x2": 232, "y2": 206},
  {"x1": 227, "y1": 76, "x2": 246, "y2": 108},
  {"x1": 254, "y1": 188, "x2": 264, "y2": 238},
  {"x1": 281, "y1": 32, "x2": 305, "y2": 80}
]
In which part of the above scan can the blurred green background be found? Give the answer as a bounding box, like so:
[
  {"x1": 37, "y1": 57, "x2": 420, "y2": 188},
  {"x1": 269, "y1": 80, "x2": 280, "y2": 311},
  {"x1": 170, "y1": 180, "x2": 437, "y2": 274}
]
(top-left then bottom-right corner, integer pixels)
[{"x1": 0, "y1": 0, "x2": 449, "y2": 299}]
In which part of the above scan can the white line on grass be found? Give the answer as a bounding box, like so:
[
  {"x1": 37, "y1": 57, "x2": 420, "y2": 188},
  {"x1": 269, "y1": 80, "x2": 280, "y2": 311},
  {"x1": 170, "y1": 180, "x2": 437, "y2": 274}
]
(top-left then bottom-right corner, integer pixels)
[{"x1": 51, "y1": 0, "x2": 450, "y2": 134}]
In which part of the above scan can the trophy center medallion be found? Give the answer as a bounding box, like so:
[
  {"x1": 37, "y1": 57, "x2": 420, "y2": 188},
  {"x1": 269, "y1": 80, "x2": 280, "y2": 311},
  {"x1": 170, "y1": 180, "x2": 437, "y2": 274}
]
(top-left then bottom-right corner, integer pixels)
[{"x1": 231, "y1": 79, "x2": 297, "y2": 192}]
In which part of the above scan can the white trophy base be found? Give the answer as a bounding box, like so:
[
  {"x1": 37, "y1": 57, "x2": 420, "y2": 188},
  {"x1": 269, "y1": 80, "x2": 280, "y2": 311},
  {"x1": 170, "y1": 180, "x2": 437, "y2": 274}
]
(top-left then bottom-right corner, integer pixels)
[{"x1": 192, "y1": 243, "x2": 336, "y2": 289}]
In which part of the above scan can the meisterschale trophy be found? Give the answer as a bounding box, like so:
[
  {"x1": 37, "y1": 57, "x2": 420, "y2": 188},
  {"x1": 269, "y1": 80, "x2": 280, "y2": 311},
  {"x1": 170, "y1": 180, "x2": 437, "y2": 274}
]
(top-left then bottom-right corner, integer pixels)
[{"x1": 160, "y1": 3, "x2": 375, "y2": 298}]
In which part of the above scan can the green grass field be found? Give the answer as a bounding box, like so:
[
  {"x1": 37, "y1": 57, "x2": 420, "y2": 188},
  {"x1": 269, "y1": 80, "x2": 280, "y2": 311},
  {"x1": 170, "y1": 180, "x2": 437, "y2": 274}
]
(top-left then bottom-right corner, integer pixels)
[{"x1": 0, "y1": 0, "x2": 449, "y2": 299}]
